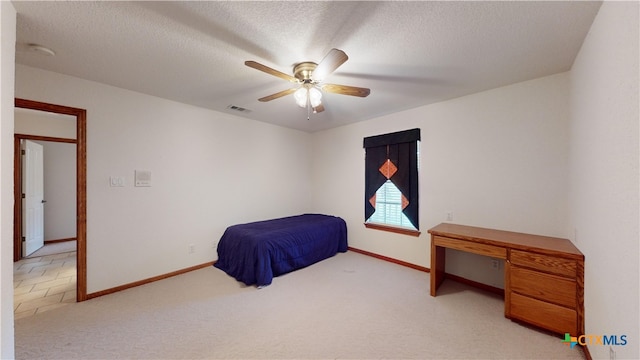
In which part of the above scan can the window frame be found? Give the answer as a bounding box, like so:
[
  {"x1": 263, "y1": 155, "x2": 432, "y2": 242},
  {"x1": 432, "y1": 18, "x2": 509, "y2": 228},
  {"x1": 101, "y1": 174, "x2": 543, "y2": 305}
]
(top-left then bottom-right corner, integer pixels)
[{"x1": 364, "y1": 222, "x2": 421, "y2": 237}]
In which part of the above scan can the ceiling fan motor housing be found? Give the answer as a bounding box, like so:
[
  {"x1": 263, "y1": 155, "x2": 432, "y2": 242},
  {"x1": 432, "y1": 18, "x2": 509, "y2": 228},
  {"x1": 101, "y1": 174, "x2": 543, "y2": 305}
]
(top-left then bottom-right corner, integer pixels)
[{"x1": 293, "y1": 62, "x2": 318, "y2": 82}]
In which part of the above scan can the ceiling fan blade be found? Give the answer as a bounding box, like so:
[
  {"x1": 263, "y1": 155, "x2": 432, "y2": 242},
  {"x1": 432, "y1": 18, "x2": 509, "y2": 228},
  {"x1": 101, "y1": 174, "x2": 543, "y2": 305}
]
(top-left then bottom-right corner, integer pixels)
[
  {"x1": 322, "y1": 83, "x2": 370, "y2": 97},
  {"x1": 313, "y1": 104, "x2": 325, "y2": 113},
  {"x1": 312, "y1": 49, "x2": 348, "y2": 82},
  {"x1": 258, "y1": 88, "x2": 297, "y2": 102},
  {"x1": 245, "y1": 61, "x2": 298, "y2": 83}
]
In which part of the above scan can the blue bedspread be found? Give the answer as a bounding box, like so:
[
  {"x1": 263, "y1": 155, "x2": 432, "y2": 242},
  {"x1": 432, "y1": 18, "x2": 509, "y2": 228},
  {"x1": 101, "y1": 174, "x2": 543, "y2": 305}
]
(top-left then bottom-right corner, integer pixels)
[{"x1": 214, "y1": 214, "x2": 348, "y2": 287}]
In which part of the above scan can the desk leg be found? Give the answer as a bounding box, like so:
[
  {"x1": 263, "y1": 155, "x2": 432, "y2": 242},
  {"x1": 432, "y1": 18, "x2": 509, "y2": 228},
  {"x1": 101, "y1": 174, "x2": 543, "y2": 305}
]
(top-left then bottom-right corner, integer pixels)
[
  {"x1": 504, "y1": 258, "x2": 511, "y2": 318},
  {"x1": 430, "y1": 240, "x2": 446, "y2": 296}
]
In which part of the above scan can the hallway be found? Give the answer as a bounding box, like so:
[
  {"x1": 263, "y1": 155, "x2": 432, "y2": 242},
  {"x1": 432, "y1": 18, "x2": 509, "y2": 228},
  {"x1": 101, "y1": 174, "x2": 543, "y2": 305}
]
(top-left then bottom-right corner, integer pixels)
[{"x1": 14, "y1": 250, "x2": 76, "y2": 319}]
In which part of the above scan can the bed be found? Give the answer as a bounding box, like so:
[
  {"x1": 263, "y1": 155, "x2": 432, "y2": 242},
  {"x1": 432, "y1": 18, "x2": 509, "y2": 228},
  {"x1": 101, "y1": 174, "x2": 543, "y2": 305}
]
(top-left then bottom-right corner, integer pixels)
[{"x1": 214, "y1": 214, "x2": 348, "y2": 287}]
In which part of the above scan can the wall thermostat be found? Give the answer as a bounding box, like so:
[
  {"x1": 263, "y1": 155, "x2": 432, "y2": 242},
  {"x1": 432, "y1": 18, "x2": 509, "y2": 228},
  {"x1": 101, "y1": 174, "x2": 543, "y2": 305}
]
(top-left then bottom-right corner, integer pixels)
[{"x1": 135, "y1": 170, "x2": 152, "y2": 187}]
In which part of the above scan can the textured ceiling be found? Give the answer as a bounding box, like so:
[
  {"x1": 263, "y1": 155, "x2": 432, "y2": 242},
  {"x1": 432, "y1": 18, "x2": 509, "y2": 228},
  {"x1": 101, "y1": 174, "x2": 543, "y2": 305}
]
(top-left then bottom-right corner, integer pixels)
[{"x1": 13, "y1": 1, "x2": 602, "y2": 133}]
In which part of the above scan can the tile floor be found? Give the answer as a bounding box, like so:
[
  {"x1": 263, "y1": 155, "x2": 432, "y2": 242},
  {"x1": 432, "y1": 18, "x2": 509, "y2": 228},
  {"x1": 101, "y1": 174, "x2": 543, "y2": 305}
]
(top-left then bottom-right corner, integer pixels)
[{"x1": 14, "y1": 251, "x2": 77, "y2": 320}]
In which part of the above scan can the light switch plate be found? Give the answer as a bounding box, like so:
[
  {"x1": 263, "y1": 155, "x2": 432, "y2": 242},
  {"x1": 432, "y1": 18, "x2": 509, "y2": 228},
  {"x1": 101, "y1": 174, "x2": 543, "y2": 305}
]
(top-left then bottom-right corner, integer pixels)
[{"x1": 109, "y1": 176, "x2": 124, "y2": 187}]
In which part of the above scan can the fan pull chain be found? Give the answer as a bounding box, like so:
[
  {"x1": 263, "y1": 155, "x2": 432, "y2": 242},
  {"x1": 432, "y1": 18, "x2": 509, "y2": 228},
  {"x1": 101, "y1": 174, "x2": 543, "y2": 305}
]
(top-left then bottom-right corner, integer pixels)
[{"x1": 307, "y1": 97, "x2": 311, "y2": 120}]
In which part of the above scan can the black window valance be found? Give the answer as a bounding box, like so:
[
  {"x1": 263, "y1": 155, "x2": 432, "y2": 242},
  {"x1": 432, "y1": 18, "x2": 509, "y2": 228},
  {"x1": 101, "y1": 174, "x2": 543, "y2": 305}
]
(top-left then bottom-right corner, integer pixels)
[{"x1": 363, "y1": 128, "x2": 421, "y2": 148}]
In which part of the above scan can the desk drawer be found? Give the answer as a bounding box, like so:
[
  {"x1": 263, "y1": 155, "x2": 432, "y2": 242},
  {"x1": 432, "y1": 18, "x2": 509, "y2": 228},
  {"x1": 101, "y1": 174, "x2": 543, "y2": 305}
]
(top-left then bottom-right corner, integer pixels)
[
  {"x1": 510, "y1": 292, "x2": 577, "y2": 335},
  {"x1": 433, "y1": 236, "x2": 506, "y2": 258},
  {"x1": 510, "y1": 250, "x2": 576, "y2": 277},
  {"x1": 510, "y1": 266, "x2": 576, "y2": 308}
]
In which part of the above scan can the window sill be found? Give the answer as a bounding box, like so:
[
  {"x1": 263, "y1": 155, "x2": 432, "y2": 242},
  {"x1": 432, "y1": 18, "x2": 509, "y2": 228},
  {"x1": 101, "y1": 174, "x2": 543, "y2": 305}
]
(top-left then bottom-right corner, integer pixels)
[{"x1": 364, "y1": 223, "x2": 421, "y2": 237}]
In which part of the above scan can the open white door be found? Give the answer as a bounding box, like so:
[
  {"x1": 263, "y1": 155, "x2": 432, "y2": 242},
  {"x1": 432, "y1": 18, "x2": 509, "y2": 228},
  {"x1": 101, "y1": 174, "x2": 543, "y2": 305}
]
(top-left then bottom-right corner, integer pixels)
[{"x1": 23, "y1": 140, "x2": 45, "y2": 257}]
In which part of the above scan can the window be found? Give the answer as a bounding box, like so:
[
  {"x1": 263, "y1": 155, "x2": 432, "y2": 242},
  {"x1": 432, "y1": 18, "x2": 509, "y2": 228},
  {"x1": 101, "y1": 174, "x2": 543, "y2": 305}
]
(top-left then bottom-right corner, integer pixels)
[
  {"x1": 368, "y1": 181, "x2": 416, "y2": 228},
  {"x1": 363, "y1": 128, "x2": 420, "y2": 235}
]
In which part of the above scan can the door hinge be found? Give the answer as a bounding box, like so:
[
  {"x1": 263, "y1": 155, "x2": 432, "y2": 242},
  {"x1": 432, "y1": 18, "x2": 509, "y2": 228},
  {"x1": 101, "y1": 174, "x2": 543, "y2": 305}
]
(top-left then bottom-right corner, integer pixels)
[
  {"x1": 21, "y1": 237, "x2": 25, "y2": 242},
  {"x1": 21, "y1": 150, "x2": 25, "y2": 155},
  {"x1": 21, "y1": 193, "x2": 25, "y2": 199}
]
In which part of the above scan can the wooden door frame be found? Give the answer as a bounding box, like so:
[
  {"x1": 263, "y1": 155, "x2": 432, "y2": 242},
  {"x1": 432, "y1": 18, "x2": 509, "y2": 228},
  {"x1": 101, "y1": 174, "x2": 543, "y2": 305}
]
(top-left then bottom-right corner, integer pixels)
[
  {"x1": 13, "y1": 98, "x2": 87, "y2": 302},
  {"x1": 15, "y1": 134, "x2": 76, "y2": 257}
]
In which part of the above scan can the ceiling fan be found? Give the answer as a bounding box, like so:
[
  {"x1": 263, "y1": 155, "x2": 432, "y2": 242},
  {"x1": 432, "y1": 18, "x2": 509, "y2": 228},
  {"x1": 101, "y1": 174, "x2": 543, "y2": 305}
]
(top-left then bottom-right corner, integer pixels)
[{"x1": 245, "y1": 48, "x2": 370, "y2": 115}]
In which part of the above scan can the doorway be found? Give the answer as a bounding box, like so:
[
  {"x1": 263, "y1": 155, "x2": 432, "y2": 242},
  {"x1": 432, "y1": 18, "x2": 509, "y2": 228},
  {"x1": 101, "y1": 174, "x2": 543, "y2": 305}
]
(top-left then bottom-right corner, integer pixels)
[
  {"x1": 17, "y1": 137, "x2": 76, "y2": 257},
  {"x1": 13, "y1": 98, "x2": 87, "y2": 302}
]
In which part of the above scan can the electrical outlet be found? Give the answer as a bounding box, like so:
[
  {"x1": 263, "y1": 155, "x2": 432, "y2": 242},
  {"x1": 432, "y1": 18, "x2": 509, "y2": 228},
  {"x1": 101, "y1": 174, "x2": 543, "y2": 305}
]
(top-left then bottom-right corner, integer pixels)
[
  {"x1": 491, "y1": 259, "x2": 500, "y2": 270},
  {"x1": 189, "y1": 244, "x2": 195, "y2": 254},
  {"x1": 446, "y1": 211, "x2": 454, "y2": 222}
]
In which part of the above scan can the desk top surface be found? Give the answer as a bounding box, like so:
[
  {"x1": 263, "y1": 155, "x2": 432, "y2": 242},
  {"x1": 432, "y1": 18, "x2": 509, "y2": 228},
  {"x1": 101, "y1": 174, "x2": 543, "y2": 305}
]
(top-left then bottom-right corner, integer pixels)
[{"x1": 428, "y1": 223, "x2": 584, "y2": 259}]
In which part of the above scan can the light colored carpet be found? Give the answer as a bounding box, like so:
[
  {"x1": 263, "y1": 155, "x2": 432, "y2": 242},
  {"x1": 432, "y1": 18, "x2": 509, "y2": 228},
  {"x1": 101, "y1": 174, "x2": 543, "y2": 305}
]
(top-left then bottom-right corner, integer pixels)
[
  {"x1": 15, "y1": 251, "x2": 585, "y2": 359},
  {"x1": 26, "y1": 241, "x2": 76, "y2": 258}
]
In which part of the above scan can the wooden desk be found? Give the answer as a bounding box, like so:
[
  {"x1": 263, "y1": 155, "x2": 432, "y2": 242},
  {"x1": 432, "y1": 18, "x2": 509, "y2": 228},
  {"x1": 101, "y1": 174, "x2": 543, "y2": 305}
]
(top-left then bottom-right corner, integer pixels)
[{"x1": 429, "y1": 223, "x2": 584, "y2": 336}]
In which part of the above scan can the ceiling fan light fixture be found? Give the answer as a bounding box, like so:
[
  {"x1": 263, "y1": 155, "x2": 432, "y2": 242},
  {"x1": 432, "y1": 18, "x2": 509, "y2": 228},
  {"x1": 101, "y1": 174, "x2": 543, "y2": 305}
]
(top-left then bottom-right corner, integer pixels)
[
  {"x1": 294, "y1": 85, "x2": 322, "y2": 108},
  {"x1": 309, "y1": 87, "x2": 322, "y2": 107},
  {"x1": 294, "y1": 87, "x2": 308, "y2": 107}
]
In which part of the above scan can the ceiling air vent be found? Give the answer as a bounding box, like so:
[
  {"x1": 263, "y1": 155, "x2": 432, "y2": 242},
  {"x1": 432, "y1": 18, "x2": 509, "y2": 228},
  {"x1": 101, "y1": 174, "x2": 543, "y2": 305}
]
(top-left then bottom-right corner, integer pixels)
[{"x1": 227, "y1": 105, "x2": 251, "y2": 113}]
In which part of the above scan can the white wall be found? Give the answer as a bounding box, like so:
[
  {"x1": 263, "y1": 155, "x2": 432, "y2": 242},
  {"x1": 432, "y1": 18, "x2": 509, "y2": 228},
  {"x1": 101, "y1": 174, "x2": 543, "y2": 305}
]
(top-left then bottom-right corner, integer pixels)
[
  {"x1": 0, "y1": 2, "x2": 16, "y2": 358},
  {"x1": 569, "y1": 2, "x2": 639, "y2": 359},
  {"x1": 312, "y1": 72, "x2": 570, "y2": 288},
  {"x1": 16, "y1": 64, "x2": 313, "y2": 293},
  {"x1": 15, "y1": 108, "x2": 76, "y2": 139}
]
